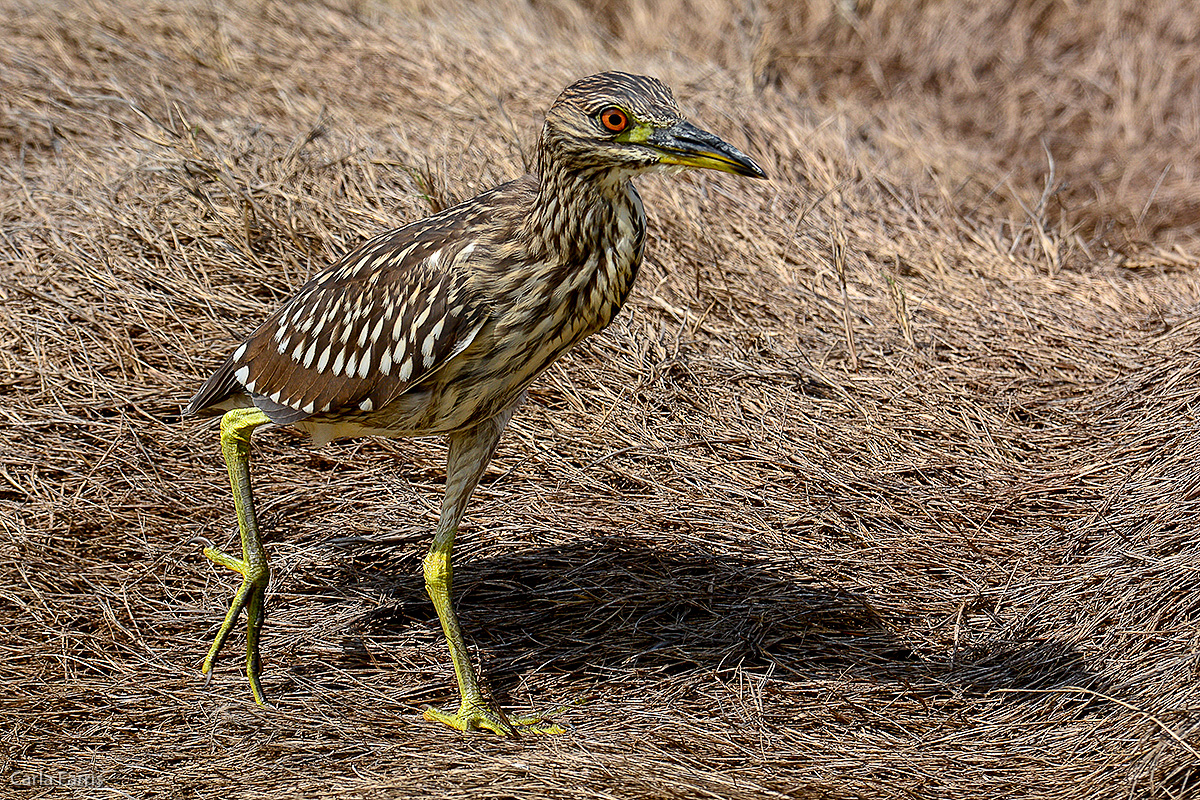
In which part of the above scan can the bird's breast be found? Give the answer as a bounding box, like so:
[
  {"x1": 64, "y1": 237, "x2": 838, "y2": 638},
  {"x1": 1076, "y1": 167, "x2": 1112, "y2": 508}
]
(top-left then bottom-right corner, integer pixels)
[
  {"x1": 556, "y1": 190, "x2": 644, "y2": 347},
  {"x1": 378, "y1": 184, "x2": 647, "y2": 433}
]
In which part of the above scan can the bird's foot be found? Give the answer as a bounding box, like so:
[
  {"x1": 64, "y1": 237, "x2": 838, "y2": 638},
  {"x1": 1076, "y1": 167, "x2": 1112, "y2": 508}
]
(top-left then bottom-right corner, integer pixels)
[
  {"x1": 197, "y1": 540, "x2": 271, "y2": 706},
  {"x1": 423, "y1": 697, "x2": 567, "y2": 736}
]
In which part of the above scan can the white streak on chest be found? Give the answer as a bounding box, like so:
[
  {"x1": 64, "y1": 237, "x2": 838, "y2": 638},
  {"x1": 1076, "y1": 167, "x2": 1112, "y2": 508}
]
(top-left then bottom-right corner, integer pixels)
[{"x1": 556, "y1": 185, "x2": 642, "y2": 328}]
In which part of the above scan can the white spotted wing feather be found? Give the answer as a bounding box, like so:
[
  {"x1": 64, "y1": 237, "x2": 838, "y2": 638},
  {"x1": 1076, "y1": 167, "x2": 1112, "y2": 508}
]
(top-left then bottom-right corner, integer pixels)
[{"x1": 184, "y1": 215, "x2": 489, "y2": 425}]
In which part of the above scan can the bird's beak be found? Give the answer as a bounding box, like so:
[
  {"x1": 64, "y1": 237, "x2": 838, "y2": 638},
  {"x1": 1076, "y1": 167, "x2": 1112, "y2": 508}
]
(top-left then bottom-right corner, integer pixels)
[{"x1": 647, "y1": 120, "x2": 767, "y2": 179}]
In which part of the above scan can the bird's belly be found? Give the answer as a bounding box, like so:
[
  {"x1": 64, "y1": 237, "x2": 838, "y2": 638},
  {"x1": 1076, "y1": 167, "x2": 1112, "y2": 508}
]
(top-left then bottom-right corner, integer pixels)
[
  {"x1": 293, "y1": 344, "x2": 555, "y2": 445},
  {"x1": 294, "y1": 383, "x2": 491, "y2": 444}
]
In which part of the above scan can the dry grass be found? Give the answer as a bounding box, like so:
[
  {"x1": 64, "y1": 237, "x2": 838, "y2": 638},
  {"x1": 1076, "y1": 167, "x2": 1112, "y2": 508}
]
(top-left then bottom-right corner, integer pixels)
[
  {"x1": 579, "y1": 0, "x2": 1200, "y2": 249},
  {"x1": 3, "y1": 0, "x2": 1200, "y2": 797}
]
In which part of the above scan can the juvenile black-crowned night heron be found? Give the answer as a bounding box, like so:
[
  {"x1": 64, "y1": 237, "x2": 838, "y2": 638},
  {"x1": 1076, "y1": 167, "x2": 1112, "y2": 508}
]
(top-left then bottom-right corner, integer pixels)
[{"x1": 183, "y1": 71, "x2": 765, "y2": 735}]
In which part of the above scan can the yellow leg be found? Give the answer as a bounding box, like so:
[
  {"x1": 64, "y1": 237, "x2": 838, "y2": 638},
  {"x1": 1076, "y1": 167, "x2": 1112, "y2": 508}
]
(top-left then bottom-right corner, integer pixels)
[
  {"x1": 421, "y1": 410, "x2": 564, "y2": 736},
  {"x1": 200, "y1": 407, "x2": 272, "y2": 706}
]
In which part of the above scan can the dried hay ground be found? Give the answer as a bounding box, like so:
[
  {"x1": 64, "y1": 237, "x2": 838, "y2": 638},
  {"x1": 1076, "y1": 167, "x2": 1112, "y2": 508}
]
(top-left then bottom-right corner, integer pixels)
[{"x1": 3, "y1": 0, "x2": 1200, "y2": 797}]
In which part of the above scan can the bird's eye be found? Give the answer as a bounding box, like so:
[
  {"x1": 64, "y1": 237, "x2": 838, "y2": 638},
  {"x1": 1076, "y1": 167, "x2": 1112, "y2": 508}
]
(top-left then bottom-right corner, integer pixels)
[{"x1": 598, "y1": 107, "x2": 629, "y2": 133}]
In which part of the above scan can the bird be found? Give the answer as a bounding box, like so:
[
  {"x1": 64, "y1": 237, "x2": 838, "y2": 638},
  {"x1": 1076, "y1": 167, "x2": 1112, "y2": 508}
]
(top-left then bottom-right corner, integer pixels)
[{"x1": 182, "y1": 71, "x2": 766, "y2": 735}]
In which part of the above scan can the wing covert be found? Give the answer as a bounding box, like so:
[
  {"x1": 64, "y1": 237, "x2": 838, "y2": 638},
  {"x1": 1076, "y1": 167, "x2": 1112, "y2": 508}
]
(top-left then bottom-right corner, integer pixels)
[{"x1": 184, "y1": 215, "x2": 492, "y2": 423}]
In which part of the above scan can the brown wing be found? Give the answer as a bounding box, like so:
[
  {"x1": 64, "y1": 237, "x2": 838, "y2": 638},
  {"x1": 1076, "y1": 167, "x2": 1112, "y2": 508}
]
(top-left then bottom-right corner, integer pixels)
[{"x1": 184, "y1": 199, "x2": 498, "y2": 425}]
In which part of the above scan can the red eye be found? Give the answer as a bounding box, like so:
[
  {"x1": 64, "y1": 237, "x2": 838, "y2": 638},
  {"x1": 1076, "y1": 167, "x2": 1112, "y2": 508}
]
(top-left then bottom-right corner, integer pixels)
[{"x1": 599, "y1": 107, "x2": 629, "y2": 133}]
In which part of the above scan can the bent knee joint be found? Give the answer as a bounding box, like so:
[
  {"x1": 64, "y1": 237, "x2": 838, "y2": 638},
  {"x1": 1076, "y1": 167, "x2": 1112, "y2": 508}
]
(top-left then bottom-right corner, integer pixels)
[{"x1": 220, "y1": 407, "x2": 269, "y2": 446}]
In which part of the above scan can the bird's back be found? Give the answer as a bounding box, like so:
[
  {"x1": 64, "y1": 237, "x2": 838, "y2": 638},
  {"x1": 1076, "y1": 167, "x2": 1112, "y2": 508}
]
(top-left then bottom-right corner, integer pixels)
[
  {"x1": 184, "y1": 177, "x2": 532, "y2": 421},
  {"x1": 183, "y1": 168, "x2": 645, "y2": 442}
]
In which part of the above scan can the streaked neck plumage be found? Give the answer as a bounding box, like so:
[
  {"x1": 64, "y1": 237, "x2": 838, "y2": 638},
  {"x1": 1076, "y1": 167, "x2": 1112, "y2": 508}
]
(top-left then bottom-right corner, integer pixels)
[{"x1": 521, "y1": 130, "x2": 647, "y2": 329}]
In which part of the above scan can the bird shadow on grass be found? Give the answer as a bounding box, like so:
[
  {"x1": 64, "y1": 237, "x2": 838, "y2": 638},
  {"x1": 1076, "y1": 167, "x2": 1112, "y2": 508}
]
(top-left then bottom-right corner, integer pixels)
[{"x1": 295, "y1": 530, "x2": 1101, "y2": 708}]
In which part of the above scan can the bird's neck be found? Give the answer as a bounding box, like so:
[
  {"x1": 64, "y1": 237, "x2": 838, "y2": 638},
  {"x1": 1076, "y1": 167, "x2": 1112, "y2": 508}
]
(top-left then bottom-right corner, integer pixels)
[
  {"x1": 527, "y1": 159, "x2": 638, "y2": 257},
  {"x1": 522, "y1": 159, "x2": 646, "y2": 334},
  {"x1": 472, "y1": 157, "x2": 646, "y2": 395}
]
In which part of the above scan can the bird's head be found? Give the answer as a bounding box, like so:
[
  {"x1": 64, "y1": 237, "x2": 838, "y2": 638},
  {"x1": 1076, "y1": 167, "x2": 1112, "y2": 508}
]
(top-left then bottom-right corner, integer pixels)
[{"x1": 540, "y1": 72, "x2": 767, "y2": 182}]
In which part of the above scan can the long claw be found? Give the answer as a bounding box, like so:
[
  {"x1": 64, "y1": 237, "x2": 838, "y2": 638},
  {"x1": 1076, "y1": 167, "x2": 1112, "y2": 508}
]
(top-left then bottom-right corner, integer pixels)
[
  {"x1": 199, "y1": 546, "x2": 270, "y2": 705},
  {"x1": 203, "y1": 545, "x2": 247, "y2": 574},
  {"x1": 423, "y1": 701, "x2": 516, "y2": 736},
  {"x1": 423, "y1": 698, "x2": 566, "y2": 736}
]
